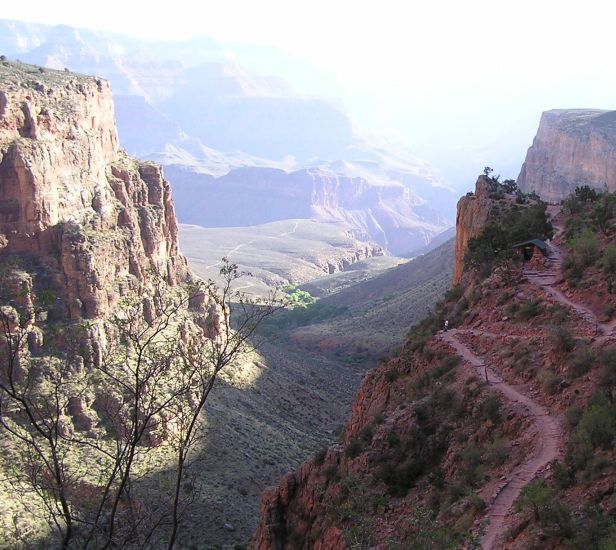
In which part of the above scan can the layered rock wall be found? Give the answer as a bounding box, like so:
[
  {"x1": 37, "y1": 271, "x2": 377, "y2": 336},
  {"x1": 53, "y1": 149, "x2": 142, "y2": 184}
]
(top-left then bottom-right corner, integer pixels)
[
  {"x1": 452, "y1": 175, "x2": 493, "y2": 285},
  {"x1": 518, "y1": 109, "x2": 616, "y2": 202},
  {"x1": 165, "y1": 165, "x2": 451, "y2": 256},
  {"x1": 0, "y1": 61, "x2": 187, "y2": 319}
]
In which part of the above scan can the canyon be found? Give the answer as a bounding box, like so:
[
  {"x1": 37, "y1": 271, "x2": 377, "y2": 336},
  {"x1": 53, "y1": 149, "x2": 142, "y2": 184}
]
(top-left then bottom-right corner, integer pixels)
[
  {"x1": 0, "y1": 18, "x2": 457, "y2": 263},
  {"x1": 0, "y1": 59, "x2": 454, "y2": 548},
  {"x1": 1, "y1": 40, "x2": 616, "y2": 549}
]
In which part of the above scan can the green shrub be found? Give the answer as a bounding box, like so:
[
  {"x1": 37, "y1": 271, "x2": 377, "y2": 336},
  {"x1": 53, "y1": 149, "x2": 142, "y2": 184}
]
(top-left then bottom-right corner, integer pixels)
[
  {"x1": 480, "y1": 396, "x2": 502, "y2": 424},
  {"x1": 552, "y1": 461, "x2": 572, "y2": 489},
  {"x1": 602, "y1": 245, "x2": 616, "y2": 275},
  {"x1": 565, "y1": 429, "x2": 594, "y2": 471},
  {"x1": 458, "y1": 445, "x2": 484, "y2": 487},
  {"x1": 568, "y1": 347, "x2": 596, "y2": 378},
  {"x1": 563, "y1": 255, "x2": 585, "y2": 285},
  {"x1": 564, "y1": 407, "x2": 583, "y2": 430},
  {"x1": 599, "y1": 347, "x2": 616, "y2": 394},
  {"x1": 568, "y1": 504, "x2": 616, "y2": 549},
  {"x1": 569, "y1": 229, "x2": 599, "y2": 265},
  {"x1": 515, "y1": 480, "x2": 555, "y2": 521},
  {"x1": 576, "y1": 404, "x2": 616, "y2": 449},
  {"x1": 542, "y1": 501, "x2": 574, "y2": 538},
  {"x1": 359, "y1": 425, "x2": 374, "y2": 444},
  {"x1": 324, "y1": 465, "x2": 339, "y2": 482},
  {"x1": 516, "y1": 299, "x2": 542, "y2": 321},
  {"x1": 539, "y1": 368, "x2": 560, "y2": 394},
  {"x1": 550, "y1": 324, "x2": 576, "y2": 353},
  {"x1": 483, "y1": 438, "x2": 509, "y2": 466},
  {"x1": 345, "y1": 438, "x2": 364, "y2": 458},
  {"x1": 432, "y1": 355, "x2": 460, "y2": 379}
]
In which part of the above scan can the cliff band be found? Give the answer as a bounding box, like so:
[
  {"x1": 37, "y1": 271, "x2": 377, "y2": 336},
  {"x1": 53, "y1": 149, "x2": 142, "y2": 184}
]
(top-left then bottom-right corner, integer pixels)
[{"x1": 0, "y1": 61, "x2": 188, "y2": 320}]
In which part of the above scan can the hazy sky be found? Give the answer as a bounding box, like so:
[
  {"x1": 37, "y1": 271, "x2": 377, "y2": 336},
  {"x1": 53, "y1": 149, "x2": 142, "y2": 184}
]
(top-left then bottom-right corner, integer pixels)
[{"x1": 4, "y1": 0, "x2": 615, "y2": 185}]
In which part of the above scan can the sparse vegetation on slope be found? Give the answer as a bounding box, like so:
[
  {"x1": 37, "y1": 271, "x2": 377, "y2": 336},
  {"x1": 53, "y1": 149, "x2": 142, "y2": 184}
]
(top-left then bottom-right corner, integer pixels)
[
  {"x1": 254, "y1": 182, "x2": 616, "y2": 549},
  {"x1": 464, "y1": 179, "x2": 553, "y2": 278},
  {"x1": 280, "y1": 239, "x2": 454, "y2": 364}
]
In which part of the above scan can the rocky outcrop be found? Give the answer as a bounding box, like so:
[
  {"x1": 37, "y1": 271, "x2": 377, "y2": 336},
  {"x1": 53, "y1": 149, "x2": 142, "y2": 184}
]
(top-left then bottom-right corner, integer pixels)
[
  {"x1": 518, "y1": 109, "x2": 616, "y2": 202},
  {"x1": 0, "y1": 60, "x2": 188, "y2": 320},
  {"x1": 452, "y1": 175, "x2": 493, "y2": 285}
]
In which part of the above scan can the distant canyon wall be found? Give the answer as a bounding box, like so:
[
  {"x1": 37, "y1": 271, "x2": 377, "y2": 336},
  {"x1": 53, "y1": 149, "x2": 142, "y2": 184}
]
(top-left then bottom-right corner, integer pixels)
[
  {"x1": 166, "y1": 165, "x2": 450, "y2": 256},
  {"x1": 518, "y1": 109, "x2": 616, "y2": 202}
]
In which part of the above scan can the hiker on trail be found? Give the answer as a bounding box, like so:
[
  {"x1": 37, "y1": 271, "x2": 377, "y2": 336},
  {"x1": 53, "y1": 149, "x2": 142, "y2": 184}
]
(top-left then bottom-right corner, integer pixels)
[{"x1": 444, "y1": 320, "x2": 449, "y2": 332}]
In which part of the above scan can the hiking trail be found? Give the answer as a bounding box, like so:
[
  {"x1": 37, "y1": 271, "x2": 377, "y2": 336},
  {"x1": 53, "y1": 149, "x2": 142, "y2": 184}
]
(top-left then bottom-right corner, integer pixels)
[{"x1": 441, "y1": 329, "x2": 564, "y2": 549}]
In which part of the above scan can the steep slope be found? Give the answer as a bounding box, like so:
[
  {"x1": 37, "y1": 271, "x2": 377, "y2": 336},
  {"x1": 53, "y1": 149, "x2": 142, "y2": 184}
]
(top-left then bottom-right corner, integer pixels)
[
  {"x1": 283, "y1": 239, "x2": 454, "y2": 362},
  {"x1": 518, "y1": 109, "x2": 616, "y2": 201},
  {"x1": 254, "y1": 181, "x2": 616, "y2": 549}
]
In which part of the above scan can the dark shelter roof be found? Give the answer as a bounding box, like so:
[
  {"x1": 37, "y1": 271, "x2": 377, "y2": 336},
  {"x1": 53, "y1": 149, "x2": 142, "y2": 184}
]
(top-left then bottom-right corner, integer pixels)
[{"x1": 511, "y1": 239, "x2": 549, "y2": 252}]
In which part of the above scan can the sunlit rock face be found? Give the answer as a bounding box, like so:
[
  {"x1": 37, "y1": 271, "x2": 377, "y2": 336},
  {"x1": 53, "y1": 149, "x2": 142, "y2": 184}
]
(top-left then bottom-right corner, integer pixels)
[
  {"x1": 452, "y1": 175, "x2": 493, "y2": 285},
  {"x1": 518, "y1": 109, "x2": 616, "y2": 202},
  {"x1": 0, "y1": 61, "x2": 188, "y2": 320}
]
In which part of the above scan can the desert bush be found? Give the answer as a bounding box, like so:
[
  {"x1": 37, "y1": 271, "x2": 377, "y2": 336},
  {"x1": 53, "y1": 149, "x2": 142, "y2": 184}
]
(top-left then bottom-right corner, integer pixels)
[
  {"x1": 551, "y1": 461, "x2": 572, "y2": 489},
  {"x1": 483, "y1": 438, "x2": 509, "y2": 466},
  {"x1": 550, "y1": 324, "x2": 576, "y2": 353},
  {"x1": 566, "y1": 394, "x2": 616, "y2": 472},
  {"x1": 568, "y1": 347, "x2": 596, "y2": 378},
  {"x1": 515, "y1": 480, "x2": 555, "y2": 521},
  {"x1": 564, "y1": 407, "x2": 583, "y2": 430},
  {"x1": 432, "y1": 355, "x2": 460, "y2": 379},
  {"x1": 516, "y1": 298, "x2": 542, "y2": 321},
  {"x1": 575, "y1": 403, "x2": 616, "y2": 449},
  {"x1": 457, "y1": 445, "x2": 484, "y2": 487},
  {"x1": 539, "y1": 368, "x2": 560, "y2": 394},
  {"x1": 359, "y1": 425, "x2": 374, "y2": 444},
  {"x1": 548, "y1": 304, "x2": 570, "y2": 325},
  {"x1": 345, "y1": 438, "x2": 365, "y2": 459},
  {"x1": 568, "y1": 228, "x2": 599, "y2": 266},
  {"x1": 385, "y1": 367, "x2": 399, "y2": 383},
  {"x1": 594, "y1": 194, "x2": 616, "y2": 234},
  {"x1": 599, "y1": 348, "x2": 616, "y2": 400},
  {"x1": 565, "y1": 429, "x2": 594, "y2": 471},
  {"x1": 480, "y1": 396, "x2": 502, "y2": 424},
  {"x1": 542, "y1": 501, "x2": 574, "y2": 539},
  {"x1": 568, "y1": 504, "x2": 616, "y2": 550},
  {"x1": 324, "y1": 465, "x2": 339, "y2": 482}
]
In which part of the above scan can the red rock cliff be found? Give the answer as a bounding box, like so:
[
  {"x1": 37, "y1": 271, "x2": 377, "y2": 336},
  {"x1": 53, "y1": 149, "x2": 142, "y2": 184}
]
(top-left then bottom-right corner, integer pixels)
[
  {"x1": 518, "y1": 109, "x2": 616, "y2": 202},
  {"x1": 452, "y1": 175, "x2": 493, "y2": 285},
  {"x1": 0, "y1": 61, "x2": 188, "y2": 319}
]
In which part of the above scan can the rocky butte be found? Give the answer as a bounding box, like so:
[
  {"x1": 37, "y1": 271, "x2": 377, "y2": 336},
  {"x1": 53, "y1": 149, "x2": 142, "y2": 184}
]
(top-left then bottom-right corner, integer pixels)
[
  {"x1": 518, "y1": 108, "x2": 616, "y2": 202},
  {"x1": 452, "y1": 174, "x2": 493, "y2": 285}
]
